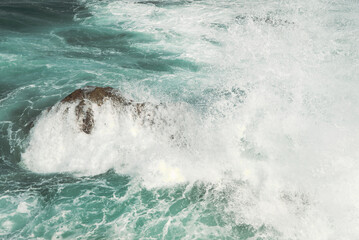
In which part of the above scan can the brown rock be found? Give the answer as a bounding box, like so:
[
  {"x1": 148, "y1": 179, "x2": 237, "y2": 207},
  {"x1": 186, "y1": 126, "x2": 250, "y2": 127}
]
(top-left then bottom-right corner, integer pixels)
[
  {"x1": 36, "y1": 86, "x2": 186, "y2": 145},
  {"x1": 60, "y1": 86, "x2": 136, "y2": 134},
  {"x1": 61, "y1": 86, "x2": 129, "y2": 106}
]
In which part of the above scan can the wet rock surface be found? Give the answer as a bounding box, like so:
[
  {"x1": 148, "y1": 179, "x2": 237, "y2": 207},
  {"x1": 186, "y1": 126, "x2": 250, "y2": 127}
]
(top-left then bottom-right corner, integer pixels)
[
  {"x1": 45, "y1": 86, "x2": 186, "y2": 145},
  {"x1": 60, "y1": 86, "x2": 146, "y2": 134},
  {"x1": 61, "y1": 86, "x2": 129, "y2": 106}
]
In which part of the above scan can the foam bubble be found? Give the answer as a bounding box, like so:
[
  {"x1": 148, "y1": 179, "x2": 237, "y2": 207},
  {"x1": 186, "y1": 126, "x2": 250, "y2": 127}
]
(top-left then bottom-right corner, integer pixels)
[{"x1": 16, "y1": 202, "x2": 30, "y2": 214}]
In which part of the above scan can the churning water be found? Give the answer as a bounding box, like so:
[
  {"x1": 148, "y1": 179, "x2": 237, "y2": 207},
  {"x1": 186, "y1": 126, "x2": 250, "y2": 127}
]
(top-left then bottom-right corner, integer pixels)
[{"x1": 1, "y1": 0, "x2": 359, "y2": 239}]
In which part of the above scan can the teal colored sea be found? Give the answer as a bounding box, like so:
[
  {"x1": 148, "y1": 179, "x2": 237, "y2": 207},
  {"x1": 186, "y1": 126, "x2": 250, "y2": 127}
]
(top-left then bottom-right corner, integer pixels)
[{"x1": 1, "y1": 0, "x2": 359, "y2": 239}]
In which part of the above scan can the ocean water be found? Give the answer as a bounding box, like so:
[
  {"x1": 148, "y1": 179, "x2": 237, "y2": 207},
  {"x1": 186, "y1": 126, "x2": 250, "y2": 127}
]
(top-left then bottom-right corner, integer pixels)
[{"x1": 1, "y1": 0, "x2": 359, "y2": 239}]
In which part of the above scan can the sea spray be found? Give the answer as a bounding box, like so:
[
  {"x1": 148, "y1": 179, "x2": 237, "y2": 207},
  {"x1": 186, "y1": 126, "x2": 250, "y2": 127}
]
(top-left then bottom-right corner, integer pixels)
[{"x1": 0, "y1": 0, "x2": 358, "y2": 239}]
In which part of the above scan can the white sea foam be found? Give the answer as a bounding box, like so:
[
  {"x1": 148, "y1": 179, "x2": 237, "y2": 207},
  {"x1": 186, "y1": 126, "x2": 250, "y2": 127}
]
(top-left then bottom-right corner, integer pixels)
[
  {"x1": 0, "y1": 194, "x2": 39, "y2": 235},
  {"x1": 23, "y1": 0, "x2": 359, "y2": 239},
  {"x1": 22, "y1": 100, "x2": 203, "y2": 183}
]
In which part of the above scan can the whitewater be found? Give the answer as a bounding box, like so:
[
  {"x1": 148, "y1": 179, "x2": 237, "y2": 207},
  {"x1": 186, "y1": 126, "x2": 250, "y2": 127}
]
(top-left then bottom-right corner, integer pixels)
[{"x1": 0, "y1": 0, "x2": 359, "y2": 239}]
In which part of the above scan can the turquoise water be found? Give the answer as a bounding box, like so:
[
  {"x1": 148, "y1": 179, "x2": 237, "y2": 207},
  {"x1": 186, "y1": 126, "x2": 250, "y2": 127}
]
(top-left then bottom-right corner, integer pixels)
[{"x1": 1, "y1": 0, "x2": 359, "y2": 239}]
